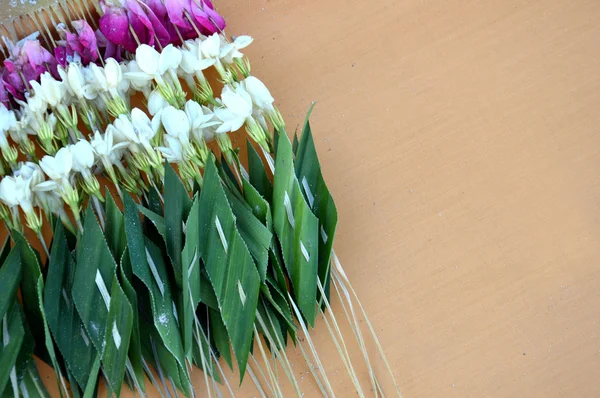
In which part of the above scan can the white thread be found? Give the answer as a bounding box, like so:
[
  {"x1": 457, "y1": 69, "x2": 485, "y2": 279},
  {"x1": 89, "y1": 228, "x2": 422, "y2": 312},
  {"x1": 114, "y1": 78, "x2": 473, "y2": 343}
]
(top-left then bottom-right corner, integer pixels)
[
  {"x1": 321, "y1": 225, "x2": 329, "y2": 244},
  {"x1": 112, "y1": 322, "x2": 121, "y2": 349},
  {"x1": 2, "y1": 315, "x2": 9, "y2": 346},
  {"x1": 237, "y1": 280, "x2": 247, "y2": 306},
  {"x1": 95, "y1": 270, "x2": 111, "y2": 310},
  {"x1": 80, "y1": 327, "x2": 90, "y2": 346},
  {"x1": 188, "y1": 249, "x2": 198, "y2": 278},
  {"x1": 302, "y1": 177, "x2": 314, "y2": 208},
  {"x1": 172, "y1": 303, "x2": 180, "y2": 326},
  {"x1": 300, "y1": 241, "x2": 310, "y2": 262},
  {"x1": 215, "y1": 216, "x2": 228, "y2": 253},
  {"x1": 145, "y1": 247, "x2": 165, "y2": 297},
  {"x1": 61, "y1": 288, "x2": 70, "y2": 307},
  {"x1": 284, "y1": 191, "x2": 295, "y2": 228}
]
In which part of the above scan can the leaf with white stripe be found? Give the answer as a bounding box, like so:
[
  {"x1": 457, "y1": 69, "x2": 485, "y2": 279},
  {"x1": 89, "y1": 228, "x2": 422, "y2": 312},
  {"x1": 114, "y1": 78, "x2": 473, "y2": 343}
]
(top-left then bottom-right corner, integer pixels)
[
  {"x1": 198, "y1": 157, "x2": 260, "y2": 381},
  {"x1": 294, "y1": 105, "x2": 338, "y2": 306},
  {"x1": 124, "y1": 194, "x2": 187, "y2": 373},
  {"x1": 101, "y1": 274, "x2": 133, "y2": 396},
  {"x1": 72, "y1": 206, "x2": 118, "y2": 354},
  {"x1": 44, "y1": 223, "x2": 97, "y2": 390},
  {"x1": 272, "y1": 131, "x2": 320, "y2": 326}
]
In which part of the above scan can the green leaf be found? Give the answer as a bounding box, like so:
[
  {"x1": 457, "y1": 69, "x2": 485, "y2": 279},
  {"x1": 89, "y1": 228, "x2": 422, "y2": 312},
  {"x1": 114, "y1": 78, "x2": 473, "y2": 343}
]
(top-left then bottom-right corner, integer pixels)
[
  {"x1": 295, "y1": 106, "x2": 338, "y2": 303},
  {"x1": 13, "y1": 231, "x2": 48, "y2": 359},
  {"x1": 165, "y1": 162, "x2": 193, "y2": 288},
  {"x1": 105, "y1": 189, "x2": 127, "y2": 260},
  {"x1": 181, "y1": 196, "x2": 201, "y2": 359},
  {"x1": 224, "y1": 187, "x2": 272, "y2": 282},
  {"x1": 0, "y1": 248, "x2": 21, "y2": 320},
  {"x1": 272, "y1": 132, "x2": 319, "y2": 326},
  {"x1": 247, "y1": 138, "x2": 273, "y2": 202},
  {"x1": 45, "y1": 222, "x2": 97, "y2": 390},
  {"x1": 209, "y1": 308, "x2": 232, "y2": 369},
  {"x1": 124, "y1": 193, "x2": 185, "y2": 370},
  {"x1": 198, "y1": 158, "x2": 260, "y2": 380},
  {"x1": 101, "y1": 274, "x2": 134, "y2": 396},
  {"x1": 119, "y1": 248, "x2": 146, "y2": 393},
  {"x1": 73, "y1": 206, "x2": 118, "y2": 353},
  {"x1": 138, "y1": 206, "x2": 166, "y2": 240},
  {"x1": 0, "y1": 237, "x2": 11, "y2": 266},
  {"x1": 82, "y1": 354, "x2": 101, "y2": 398},
  {"x1": 0, "y1": 301, "x2": 24, "y2": 394},
  {"x1": 36, "y1": 275, "x2": 68, "y2": 397},
  {"x1": 18, "y1": 360, "x2": 51, "y2": 397}
]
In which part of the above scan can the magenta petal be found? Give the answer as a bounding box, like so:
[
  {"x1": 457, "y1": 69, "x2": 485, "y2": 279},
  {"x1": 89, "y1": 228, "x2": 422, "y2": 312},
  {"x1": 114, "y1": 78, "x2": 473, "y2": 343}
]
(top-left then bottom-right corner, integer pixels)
[
  {"x1": 2, "y1": 70, "x2": 25, "y2": 100},
  {"x1": 190, "y1": 0, "x2": 224, "y2": 34},
  {"x1": 142, "y1": 4, "x2": 170, "y2": 47},
  {"x1": 164, "y1": 0, "x2": 192, "y2": 29},
  {"x1": 0, "y1": 79, "x2": 9, "y2": 106},
  {"x1": 204, "y1": 5, "x2": 226, "y2": 31},
  {"x1": 100, "y1": 6, "x2": 137, "y2": 52},
  {"x1": 54, "y1": 47, "x2": 67, "y2": 67}
]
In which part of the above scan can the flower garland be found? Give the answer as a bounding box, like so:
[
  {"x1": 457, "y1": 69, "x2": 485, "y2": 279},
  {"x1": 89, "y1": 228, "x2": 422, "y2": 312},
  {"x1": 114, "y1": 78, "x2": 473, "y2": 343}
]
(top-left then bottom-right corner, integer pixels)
[{"x1": 0, "y1": 2, "x2": 401, "y2": 397}]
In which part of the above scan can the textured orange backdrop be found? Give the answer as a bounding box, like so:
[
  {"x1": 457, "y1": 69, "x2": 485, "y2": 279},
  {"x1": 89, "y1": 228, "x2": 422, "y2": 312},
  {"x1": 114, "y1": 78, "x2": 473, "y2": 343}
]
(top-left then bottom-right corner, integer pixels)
[{"x1": 16, "y1": 0, "x2": 600, "y2": 396}]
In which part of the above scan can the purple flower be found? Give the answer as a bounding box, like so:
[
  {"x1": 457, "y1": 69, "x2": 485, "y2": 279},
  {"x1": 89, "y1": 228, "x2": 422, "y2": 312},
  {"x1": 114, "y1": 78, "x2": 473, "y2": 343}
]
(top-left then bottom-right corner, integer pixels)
[
  {"x1": 163, "y1": 0, "x2": 225, "y2": 37},
  {"x1": 0, "y1": 77, "x2": 10, "y2": 106},
  {"x1": 2, "y1": 35, "x2": 58, "y2": 100},
  {"x1": 99, "y1": 0, "x2": 170, "y2": 53},
  {"x1": 189, "y1": 0, "x2": 226, "y2": 34},
  {"x1": 55, "y1": 20, "x2": 99, "y2": 66}
]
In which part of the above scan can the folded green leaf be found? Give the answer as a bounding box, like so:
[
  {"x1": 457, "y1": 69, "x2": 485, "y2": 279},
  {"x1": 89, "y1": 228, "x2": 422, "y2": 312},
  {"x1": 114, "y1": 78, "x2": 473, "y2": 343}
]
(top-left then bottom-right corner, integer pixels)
[
  {"x1": 45, "y1": 222, "x2": 97, "y2": 390},
  {"x1": 272, "y1": 132, "x2": 319, "y2": 326},
  {"x1": 102, "y1": 274, "x2": 134, "y2": 396},
  {"x1": 198, "y1": 158, "x2": 260, "y2": 380},
  {"x1": 165, "y1": 162, "x2": 193, "y2": 288},
  {"x1": 0, "y1": 301, "x2": 24, "y2": 394},
  {"x1": 73, "y1": 206, "x2": 118, "y2": 353},
  {"x1": 294, "y1": 107, "x2": 338, "y2": 304},
  {"x1": 0, "y1": 248, "x2": 21, "y2": 321}
]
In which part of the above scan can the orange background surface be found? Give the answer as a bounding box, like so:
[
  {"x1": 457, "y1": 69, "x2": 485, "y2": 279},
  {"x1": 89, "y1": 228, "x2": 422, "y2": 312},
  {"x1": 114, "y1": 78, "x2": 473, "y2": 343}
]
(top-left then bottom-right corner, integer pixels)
[{"x1": 17, "y1": 0, "x2": 600, "y2": 396}]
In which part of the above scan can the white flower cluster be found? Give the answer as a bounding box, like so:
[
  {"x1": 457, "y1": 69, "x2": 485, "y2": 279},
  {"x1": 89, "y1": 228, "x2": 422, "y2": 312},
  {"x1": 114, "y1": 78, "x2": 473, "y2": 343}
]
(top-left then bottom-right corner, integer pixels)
[{"x1": 0, "y1": 32, "x2": 283, "y2": 236}]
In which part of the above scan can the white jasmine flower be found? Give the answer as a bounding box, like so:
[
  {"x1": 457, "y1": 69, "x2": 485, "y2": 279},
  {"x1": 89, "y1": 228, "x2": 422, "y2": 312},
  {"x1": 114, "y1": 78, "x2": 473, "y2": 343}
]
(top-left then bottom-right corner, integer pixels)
[
  {"x1": 104, "y1": 58, "x2": 123, "y2": 91},
  {"x1": 220, "y1": 35, "x2": 253, "y2": 64},
  {"x1": 158, "y1": 135, "x2": 184, "y2": 163},
  {"x1": 124, "y1": 60, "x2": 153, "y2": 94},
  {"x1": 161, "y1": 106, "x2": 190, "y2": 145},
  {"x1": 26, "y1": 89, "x2": 48, "y2": 115},
  {"x1": 244, "y1": 76, "x2": 275, "y2": 112},
  {"x1": 135, "y1": 44, "x2": 182, "y2": 80},
  {"x1": 199, "y1": 33, "x2": 221, "y2": 63},
  {"x1": 39, "y1": 146, "x2": 73, "y2": 181},
  {"x1": 147, "y1": 89, "x2": 169, "y2": 116},
  {"x1": 0, "y1": 104, "x2": 17, "y2": 150},
  {"x1": 214, "y1": 84, "x2": 253, "y2": 133},
  {"x1": 66, "y1": 62, "x2": 86, "y2": 98},
  {"x1": 118, "y1": 63, "x2": 130, "y2": 94},
  {"x1": 70, "y1": 140, "x2": 96, "y2": 173},
  {"x1": 86, "y1": 63, "x2": 108, "y2": 93},
  {"x1": 15, "y1": 161, "x2": 44, "y2": 186},
  {"x1": 35, "y1": 72, "x2": 66, "y2": 108},
  {"x1": 184, "y1": 100, "x2": 220, "y2": 142},
  {"x1": 131, "y1": 107, "x2": 161, "y2": 144},
  {"x1": 0, "y1": 175, "x2": 34, "y2": 213},
  {"x1": 91, "y1": 129, "x2": 128, "y2": 160},
  {"x1": 114, "y1": 114, "x2": 138, "y2": 143}
]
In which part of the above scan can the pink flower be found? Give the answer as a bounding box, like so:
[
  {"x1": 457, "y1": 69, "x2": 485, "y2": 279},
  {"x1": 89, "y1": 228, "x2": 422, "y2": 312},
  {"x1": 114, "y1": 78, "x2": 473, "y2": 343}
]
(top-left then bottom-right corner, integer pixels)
[
  {"x1": 99, "y1": 0, "x2": 170, "y2": 53},
  {"x1": 189, "y1": 0, "x2": 226, "y2": 34},
  {"x1": 162, "y1": 0, "x2": 225, "y2": 37},
  {"x1": 0, "y1": 78, "x2": 9, "y2": 106},
  {"x1": 55, "y1": 20, "x2": 99, "y2": 66},
  {"x1": 1, "y1": 35, "x2": 58, "y2": 100}
]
